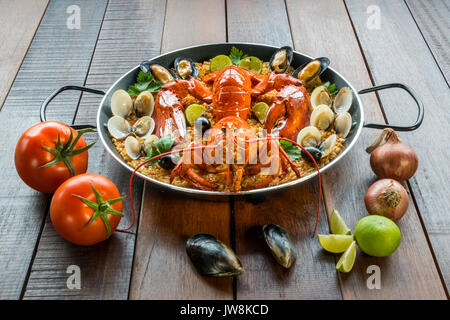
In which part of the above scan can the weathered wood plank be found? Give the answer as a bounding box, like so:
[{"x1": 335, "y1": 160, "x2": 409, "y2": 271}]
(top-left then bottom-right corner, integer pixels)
[
  {"x1": 129, "y1": 0, "x2": 232, "y2": 300},
  {"x1": 346, "y1": 0, "x2": 450, "y2": 295},
  {"x1": 0, "y1": 0, "x2": 108, "y2": 299},
  {"x1": 227, "y1": 0, "x2": 341, "y2": 300},
  {"x1": 0, "y1": 0, "x2": 49, "y2": 110},
  {"x1": 405, "y1": 0, "x2": 450, "y2": 84},
  {"x1": 287, "y1": 0, "x2": 446, "y2": 299},
  {"x1": 23, "y1": 0, "x2": 167, "y2": 299}
]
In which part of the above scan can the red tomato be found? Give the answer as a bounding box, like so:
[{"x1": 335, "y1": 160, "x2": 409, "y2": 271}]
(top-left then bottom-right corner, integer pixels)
[
  {"x1": 50, "y1": 173, "x2": 123, "y2": 246},
  {"x1": 15, "y1": 121, "x2": 93, "y2": 193}
]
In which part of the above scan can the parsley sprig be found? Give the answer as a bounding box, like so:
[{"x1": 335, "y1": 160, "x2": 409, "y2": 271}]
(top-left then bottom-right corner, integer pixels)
[
  {"x1": 229, "y1": 46, "x2": 248, "y2": 65},
  {"x1": 128, "y1": 71, "x2": 161, "y2": 96},
  {"x1": 280, "y1": 139, "x2": 302, "y2": 161},
  {"x1": 321, "y1": 81, "x2": 337, "y2": 95}
]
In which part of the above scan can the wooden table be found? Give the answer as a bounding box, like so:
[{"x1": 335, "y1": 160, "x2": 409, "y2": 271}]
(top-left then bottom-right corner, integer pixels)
[{"x1": 0, "y1": 0, "x2": 448, "y2": 300}]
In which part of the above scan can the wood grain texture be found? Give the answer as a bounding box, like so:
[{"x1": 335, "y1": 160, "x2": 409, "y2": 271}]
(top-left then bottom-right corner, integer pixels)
[
  {"x1": 23, "y1": 0, "x2": 167, "y2": 299},
  {"x1": 285, "y1": 0, "x2": 446, "y2": 299},
  {"x1": 346, "y1": 0, "x2": 450, "y2": 295},
  {"x1": 0, "y1": 0, "x2": 107, "y2": 299},
  {"x1": 0, "y1": 0, "x2": 49, "y2": 110},
  {"x1": 227, "y1": 0, "x2": 292, "y2": 47},
  {"x1": 129, "y1": 0, "x2": 232, "y2": 300},
  {"x1": 405, "y1": 0, "x2": 450, "y2": 84},
  {"x1": 227, "y1": 0, "x2": 341, "y2": 300}
]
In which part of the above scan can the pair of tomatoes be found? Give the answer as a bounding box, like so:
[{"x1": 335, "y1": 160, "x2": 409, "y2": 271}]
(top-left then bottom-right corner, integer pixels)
[{"x1": 15, "y1": 121, "x2": 123, "y2": 245}]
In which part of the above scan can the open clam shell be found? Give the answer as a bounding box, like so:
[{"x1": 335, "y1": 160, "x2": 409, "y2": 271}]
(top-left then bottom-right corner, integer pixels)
[
  {"x1": 310, "y1": 104, "x2": 335, "y2": 130},
  {"x1": 111, "y1": 89, "x2": 133, "y2": 118},
  {"x1": 186, "y1": 233, "x2": 244, "y2": 277},
  {"x1": 134, "y1": 91, "x2": 154, "y2": 117},
  {"x1": 310, "y1": 85, "x2": 332, "y2": 109},
  {"x1": 320, "y1": 134, "x2": 337, "y2": 157},
  {"x1": 263, "y1": 224, "x2": 296, "y2": 269},
  {"x1": 132, "y1": 116, "x2": 155, "y2": 139},
  {"x1": 334, "y1": 112, "x2": 352, "y2": 138},
  {"x1": 296, "y1": 126, "x2": 322, "y2": 147},
  {"x1": 292, "y1": 57, "x2": 330, "y2": 85},
  {"x1": 107, "y1": 115, "x2": 131, "y2": 140},
  {"x1": 269, "y1": 46, "x2": 293, "y2": 73},
  {"x1": 174, "y1": 57, "x2": 198, "y2": 79},
  {"x1": 124, "y1": 135, "x2": 142, "y2": 160},
  {"x1": 333, "y1": 87, "x2": 353, "y2": 114},
  {"x1": 140, "y1": 61, "x2": 177, "y2": 85}
]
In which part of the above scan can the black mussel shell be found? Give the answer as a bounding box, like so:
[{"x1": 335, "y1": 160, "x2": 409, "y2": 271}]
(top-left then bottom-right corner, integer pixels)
[
  {"x1": 139, "y1": 61, "x2": 178, "y2": 84},
  {"x1": 186, "y1": 233, "x2": 244, "y2": 277},
  {"x1": 158, "y1": 154, "x2": 179, "y2": 170},
  {"x1": 174, "y1": 57, "x2": 198, "y2": 79},
  {"x1": 301, "y1": 146, "x2": 322, "y2": 163},
  {"x1": 292, "y1": 57, "x2": 330, "y2": 82},
  {"x1": 262, "y1": 224, "x2": 296, "y2": 269},
  {"x1": 269, "y1": 46, "x2": 294, "y2": 73}
]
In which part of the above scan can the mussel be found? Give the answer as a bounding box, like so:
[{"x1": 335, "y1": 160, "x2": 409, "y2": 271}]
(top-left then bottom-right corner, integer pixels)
[
  {"x1": 174, "y1": 57, "x2": 198, "y2": 79},
  {"x1": 269, "y1": 46, "x2": 293, "y2": 73},
  {"x1": 186, "y1": 233, "x2": 244, "y2": 277},
  {"x1": 332, "y1": 86, "x2": 353, "y2": 114},
  {"x1": 140, "y1": 61, "x2": 177, "y2": 85},
  {"x1": 262, "y1": 224, "x2": 296, "y2": 269},
  {"x1": 301, "y1": 146, "x2": 323, "y2": 163},
  {"x1": 292, "y1": 57, "x2": 330, "y2": 86},
  {"x1": 310, "y1": 104, "x2": 335, "y2": 130}
]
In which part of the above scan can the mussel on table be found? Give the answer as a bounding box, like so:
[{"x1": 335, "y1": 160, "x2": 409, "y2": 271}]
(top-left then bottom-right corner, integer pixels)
[
  {"x1": 262, "y1": 224, "x2": 296, "y2": 269},
  {"x1": 140, "y1": 60, "x2": 177, "y2": 85},
  {"x1": 292, "y1": 57, "x2": 330, "y2": 86},
  {"x1": 269, "y1": 46, "x2": 293, "y2": 73},
  {"x1": 186, "y1": 233, "x2": 244, "y2": 277},
  {"x1": 174, "y1": 57, "x2": 198, "y2": 79}
]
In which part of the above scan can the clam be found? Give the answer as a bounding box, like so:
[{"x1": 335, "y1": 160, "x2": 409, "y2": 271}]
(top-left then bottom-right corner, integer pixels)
[
  {"x1": 296, "y1": 126, "x2": 322, "y2": 147},
  {"x1": 111, "y1": 89, "x2": 133, "y2": 117},
  {"x1": 107, "y1": 116, "x2": 131, "y2": 140},
  {"x1": 310, "y1": 104, "x2": 335, "y2": 130},
  {"x1": 334, "y1": 112, "x2": 352, "y2": 138},
  {"x1": 310, "y1": 85, "x2": 332, "y2": 109},
  {"x1": 292, "y1": 57, "x2": 330, "y2": 85},
  {"x1": 320, "y1": 134, "x2": 337, "y2": 157},
  {"x1": 124, "y1": 135, "x2": 142, "y2": 160},
  {"x1": 174, "y1": 57, "x2": 198, "y2": 79},
  {"x1": 186, "y1": 233, "x2": 244, "y2": 277},
  {"x1": 143, "y1": 134, "x2": 159, "y2": 152},
  {"x1": 140, "y1": 61, "x2": 177, "y2": 85},
  {"x1": 333, "y1": 87, "x2": 353, "y2": 114},
  {"x1": 269, "y1": 46, "x2": 293, "y2": 73},
  {"x1": 132, "y1": 116, "x2": 155, "y2": 139},
  {"x1": 134, "y1": 91, "x2": 154, "y2": 117},
  {"x1": 262, "y1": 224, "x2": 296, "y2": 269}
]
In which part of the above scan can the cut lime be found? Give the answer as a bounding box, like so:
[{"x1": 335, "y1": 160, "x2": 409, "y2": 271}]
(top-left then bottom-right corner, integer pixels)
[
  {"x1": 239, "y1": 56, "x2": 263, "y2": 73},
  {"x1": 318, "y1": 234, "x2": 354, "y2": 253},
  {"x1": 210, "y1": 55, "x2": 233, "y2": 72},
  {"x1": 330, "y1": 209, "x2": 352, "y2": 235},
  {"x1": 252, "y1": 102, "x2": 269, "y2": 123},
  {"x1": 336, "y1": 240, "x2": 357, "y2": 273},
  {"x1": 185, "y1": 104, "x2": 206, "y2": 126}
]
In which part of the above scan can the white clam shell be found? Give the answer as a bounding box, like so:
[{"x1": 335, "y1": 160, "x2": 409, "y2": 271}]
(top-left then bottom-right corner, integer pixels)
[
  {"x1": 296, "y1": 126, "x2": 322, "y2": 147},
  {"x1": 333, "y1": 87, "x2": 353, "y2": 114},
  {"x1": 310, "y1": 104, "x2": 335, "y2": 130},
  {"x1": 124, "y1": 136, "x2": 142, "y2": 160},
  {"x1": 132, "y1": 116, "x2": 155, "y2": 139},
  {"x1": 134, "y1": 91, "x2": 155, "y2": 117},
  {"x1": 310, "y1": 85, "x2": 332, "y2": 109},
  {"x1": 320, "y1": 134, "x2": 337, "y2": 157},
  {"x1": 107, "y1": 115, "x2": 131, "y2": 140},
  {"x1": 143, "y1": 134, "x2": 159, "y2": 152},
  {"x1": 334, "y1": 112, "x2": 352, "y2": 138},
  {"x1": 111, "y1": 89, "x2": 133, "y2": 117}
]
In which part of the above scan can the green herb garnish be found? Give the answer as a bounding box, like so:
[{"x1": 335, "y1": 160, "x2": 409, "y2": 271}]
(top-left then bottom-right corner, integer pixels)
[
  {"x1": 128, "y1": 71, "x2": 161, "y2": 96},
  {"x1": 322, "y1": 81, "x2": 337, "y2": 95},
  {"x1": 280, "y1": 139, "x2": 302, "y2": 161},
  {"x1": 146, "y1": 134, "x2": 176, "y2": 164},
  {"x1": 229, "y1": 46, "x2": 248, "y2": 65}
]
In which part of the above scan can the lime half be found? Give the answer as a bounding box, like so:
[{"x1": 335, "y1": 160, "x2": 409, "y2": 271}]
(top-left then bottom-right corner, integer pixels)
[
  {"x1": 330, "y1": 209, "x2": 352, "y2": 235},
  {"x1": 318, "y1": 234, "x2": 354, "y2": 253},
  {"x1": 210, "y1": 55, "x2": 233, "y2": 72},
  {"x1": 336, "y1": 241, "x2": 357, "y2": 273},
  {"x1": 252, "y1": 102, "x2": 269, "y2": 123},
  {"x1": 239, "y1": 56, "x2": 263, "y2": 73},
  {"x1": 185, "y1": 104, "x2": 206, "y2": 126}
]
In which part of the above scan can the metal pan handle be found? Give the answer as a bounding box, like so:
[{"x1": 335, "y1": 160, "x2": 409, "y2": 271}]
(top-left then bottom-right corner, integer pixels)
[
  {"x1": 40, "y1": 85, "x2": 105, "y2": 129},
  {"x1": 359, "y1": 83, "x2": 424, "y2": 131}
]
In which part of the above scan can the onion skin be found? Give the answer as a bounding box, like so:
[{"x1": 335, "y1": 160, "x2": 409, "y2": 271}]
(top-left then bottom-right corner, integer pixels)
[{"x1": 364, "y1": 179, "x2": 409, "y2": 221}]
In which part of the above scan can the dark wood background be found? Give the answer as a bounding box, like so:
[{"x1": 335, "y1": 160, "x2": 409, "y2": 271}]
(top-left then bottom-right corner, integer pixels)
[{"x1": 0, "y1": 0, "x2": 448, "y2": 300}]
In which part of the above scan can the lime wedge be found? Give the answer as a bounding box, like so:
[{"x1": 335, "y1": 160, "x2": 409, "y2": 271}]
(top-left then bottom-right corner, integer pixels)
[
  {"x1": 336, "y1": 240, "x2": 357, "y2": 273},
  {"x1": 318, "y1": 234, "x2": 354, "y2": 253},
  {"x1": 210, "y1": 55, "x2": 233, "y2": 72},
  {"x1": 330, "y1": 209, "x2": 352, "y2": 235},
  {"x1": 185, "y1": 104, "x2": 206, "y2": 126},
  {"x1": 252, "y1": 102, "x2": 269, "y2": 123},
  {"x1": 239, "y1": 56, "x2": 263, "y2": 73}
]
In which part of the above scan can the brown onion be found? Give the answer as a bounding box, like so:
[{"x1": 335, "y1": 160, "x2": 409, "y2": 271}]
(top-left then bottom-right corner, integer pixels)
[
  {"x1": 364, "y1": 179, "x2": 409, "y2": 221},
  {"x1": 366, "y1": 128, "x2": 418, "y2": 181}
]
